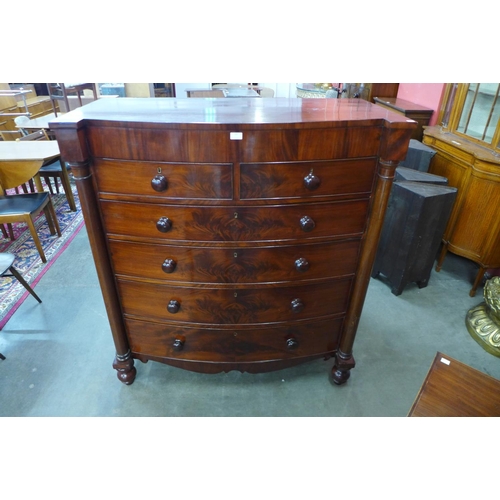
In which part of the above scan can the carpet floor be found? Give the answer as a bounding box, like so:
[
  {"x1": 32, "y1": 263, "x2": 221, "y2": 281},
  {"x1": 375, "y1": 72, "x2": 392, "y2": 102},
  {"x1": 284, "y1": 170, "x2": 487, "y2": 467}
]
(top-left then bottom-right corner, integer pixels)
[{"x1": 0, "y1": 181, "x2": 84, "y2": 328}]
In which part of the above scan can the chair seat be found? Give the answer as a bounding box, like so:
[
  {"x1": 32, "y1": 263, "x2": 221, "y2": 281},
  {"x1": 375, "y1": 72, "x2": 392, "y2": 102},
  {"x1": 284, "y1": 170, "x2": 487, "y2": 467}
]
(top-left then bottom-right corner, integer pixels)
[
  {"x1": 39, "y1": 159, "x2": 69, "y2": 173},
  {"x1": 0, "y1": 193, "x2": 50, "y2": 215},
  {"x1": 0, "y1": 252, "x2": 15, "y2": 274}
]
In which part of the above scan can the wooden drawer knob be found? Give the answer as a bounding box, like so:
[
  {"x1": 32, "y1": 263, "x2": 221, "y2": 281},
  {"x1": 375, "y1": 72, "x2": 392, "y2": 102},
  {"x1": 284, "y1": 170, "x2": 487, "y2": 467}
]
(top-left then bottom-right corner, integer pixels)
[
  {"x1": 299, "y1": 215, "x2": 315, "y2": 232},
  {"x1": 286, "y1": 337, "x2": 299, "y2": 350},
  {"x1": 304, "y1": 172, "x2": 321, "y2": 190},
  {"x1": 295, "y1": 257, "x2": 310, "y2": 272},
  {"x1": 157, "y1": 216, "x2": 172, "y2": 233},
  {"x1": 162, "y1": 258, "x2": 177, "y2": 273},
  {"x1": 172, "y1": 338, "x2": 184, "y2": 351},
  {"x1": 167, "y1": 299, "x2": 180, "y2": 314},
  {"x1": 290, "y1": 298, "x2": 304, "y2": 313},
  {"x1": 151, "y1": 174, "x2": 168, "y2": 192}
]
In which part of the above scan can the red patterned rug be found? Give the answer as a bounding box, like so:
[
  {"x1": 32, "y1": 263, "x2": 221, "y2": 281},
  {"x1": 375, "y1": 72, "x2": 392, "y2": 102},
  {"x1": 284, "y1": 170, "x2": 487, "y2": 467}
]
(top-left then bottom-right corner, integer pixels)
[{"x1": 0, "y1": 181, "x2": 84, "y2": 328}]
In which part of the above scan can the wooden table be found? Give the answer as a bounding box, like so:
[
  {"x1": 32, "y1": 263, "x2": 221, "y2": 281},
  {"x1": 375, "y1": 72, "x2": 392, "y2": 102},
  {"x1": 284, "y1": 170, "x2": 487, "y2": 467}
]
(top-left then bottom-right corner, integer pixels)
[
  {"x1": 408, "y1": 352, "x2": 500, "y2": 416},
  {"x1": 0, "y1": 141, "x2": 60, "y2": 193}
]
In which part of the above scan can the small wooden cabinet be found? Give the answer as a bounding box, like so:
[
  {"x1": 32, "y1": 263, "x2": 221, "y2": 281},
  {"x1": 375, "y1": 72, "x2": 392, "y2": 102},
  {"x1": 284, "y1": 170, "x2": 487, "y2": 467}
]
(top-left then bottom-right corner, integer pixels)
[
  {"x1": 423, "y1": 126, "x2": 500, "y2": 296},
  {"x1": 51, "y1": 98, "x2": 414, "y2": 385},
  {"x1": 374, "y1": 97, "x2": 433, "y2": 141}
]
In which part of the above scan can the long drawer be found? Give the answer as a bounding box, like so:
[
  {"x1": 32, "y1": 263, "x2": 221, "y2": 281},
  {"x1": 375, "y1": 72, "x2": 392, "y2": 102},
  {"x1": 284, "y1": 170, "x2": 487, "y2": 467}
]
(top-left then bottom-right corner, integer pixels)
[
  {"x1": 108, "y1": 239, "x2": 361, "y2": 283},
  {"x1": 125, "y1": 317, "x2": 343, "y2": 362},
  {"x1": 117, "y1": 278, "x2": 352, "y2": 324},
  {"x1": 99, "y1": 200, "x2": 370, "y2": 242}
]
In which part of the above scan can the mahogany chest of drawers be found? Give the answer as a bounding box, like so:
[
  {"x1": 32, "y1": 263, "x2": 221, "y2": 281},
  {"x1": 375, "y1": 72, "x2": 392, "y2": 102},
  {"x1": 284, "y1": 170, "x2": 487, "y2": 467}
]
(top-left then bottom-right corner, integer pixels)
[{"x1": 51, "y1": 98, "x2": 415, "y2": 385}]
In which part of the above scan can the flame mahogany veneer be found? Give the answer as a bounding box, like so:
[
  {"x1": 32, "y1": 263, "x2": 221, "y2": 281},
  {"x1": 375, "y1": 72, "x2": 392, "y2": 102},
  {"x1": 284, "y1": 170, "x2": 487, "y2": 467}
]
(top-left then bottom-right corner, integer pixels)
[{"x1": 51, "y1": 98, "x2": 415, "y2": 385}]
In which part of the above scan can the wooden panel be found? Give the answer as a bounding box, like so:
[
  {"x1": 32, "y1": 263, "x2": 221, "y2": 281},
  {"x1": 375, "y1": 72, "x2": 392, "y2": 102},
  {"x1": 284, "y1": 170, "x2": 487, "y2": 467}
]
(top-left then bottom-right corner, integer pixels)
[
  {"x1": 346, "y1": 127, "x2": 382, "y2": 157},
  {"x1": 409, "y1": 352, "x2": 500, "y2": 417},
  {"x1": 125, "y1": 317, "x2": 342, "y2": 362},
  {"x1": 93, "y1": 158, "x2": 233, "y2": 200},
  {"x1": 87, "y1": 127, "x2": 236, "y2": 163},
  {"x1": 239, "y1": 129, "x2": 300, "y2": 162},
  {"x1": 108, "y1": 239, "x2": 362, "y2": 283},
  {"x1": 240, "y1": 158, "x2": 376, "y2": 200},
  {"x1": 296, "y1": 128, "x2": 347, "y2": 160},
  {"x1": 117, "y1": 278, "x2": 352, "y2": 324}
]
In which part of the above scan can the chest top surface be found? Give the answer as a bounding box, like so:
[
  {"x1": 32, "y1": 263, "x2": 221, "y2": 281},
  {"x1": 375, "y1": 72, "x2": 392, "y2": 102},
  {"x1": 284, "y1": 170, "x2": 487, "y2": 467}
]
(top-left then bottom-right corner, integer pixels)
[{"x1": 49, "y1": 97, "x2": 416, "y2": 130}]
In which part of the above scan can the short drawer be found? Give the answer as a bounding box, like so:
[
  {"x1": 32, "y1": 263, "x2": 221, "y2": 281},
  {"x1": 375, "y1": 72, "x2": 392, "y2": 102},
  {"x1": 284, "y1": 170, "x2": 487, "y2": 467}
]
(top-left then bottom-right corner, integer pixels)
[
  {"x1": 100, "y1": 200, "x2": 370, "y2": 242},
  {"x1": 117, "y1": 278, "x2": 352, "y2": 325},
  {"x1": 125, "y1": 317, "x2": 342, "y2": 362},
  {"x1": 240, "y1": 158, "x2": 376, "y2": 199},
  {"x1": 92, "y1": 158, "x2": 233, "y2": 200},
  {"x1": 108, "y1": 239, "x2": 361, "y2": 283}
]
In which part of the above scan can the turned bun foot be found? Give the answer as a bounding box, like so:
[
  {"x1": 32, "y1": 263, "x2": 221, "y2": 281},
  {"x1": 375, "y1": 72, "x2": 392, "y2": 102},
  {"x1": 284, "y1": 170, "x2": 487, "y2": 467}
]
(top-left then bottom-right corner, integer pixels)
[
  {"x1": 113, "y1": 353, "x2": 137, "y2": 385},
  {"x1": 331, "y1": 351, "x2": 356, "y2": 385}
]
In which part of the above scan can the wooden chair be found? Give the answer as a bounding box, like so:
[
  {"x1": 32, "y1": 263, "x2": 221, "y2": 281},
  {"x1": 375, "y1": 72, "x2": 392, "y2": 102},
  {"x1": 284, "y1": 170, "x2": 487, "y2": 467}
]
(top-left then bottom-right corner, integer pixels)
[
  {"x1": 47, "y1": 83, "x2": 98, "y2": 116},
  {"x1": 16, "y1": 130, "x2": 77, "y2": 211},
  {"x1": 0, "y1": 155, "x2": 61, "y2": 263},
  {"x1": 0, "y1": 253, "x2": 41, "y2": 355}
]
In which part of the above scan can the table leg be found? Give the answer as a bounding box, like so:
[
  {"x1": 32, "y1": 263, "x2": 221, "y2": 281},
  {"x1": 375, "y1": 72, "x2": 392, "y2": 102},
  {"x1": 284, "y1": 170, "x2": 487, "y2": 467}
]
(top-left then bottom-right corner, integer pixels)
[
  {"x1": 33, "y1": 173, "x2": 44, "y2": 193},
  {"x1": 60, "y1": 161, "x2": 77, "y2": 211}
]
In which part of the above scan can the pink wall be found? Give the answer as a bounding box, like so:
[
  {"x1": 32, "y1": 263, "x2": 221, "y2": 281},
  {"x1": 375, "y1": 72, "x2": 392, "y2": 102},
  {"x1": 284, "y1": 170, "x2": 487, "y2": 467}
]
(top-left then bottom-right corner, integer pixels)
[{"x1": 396, "y1": 83, "x2": 446, "y2": 126}]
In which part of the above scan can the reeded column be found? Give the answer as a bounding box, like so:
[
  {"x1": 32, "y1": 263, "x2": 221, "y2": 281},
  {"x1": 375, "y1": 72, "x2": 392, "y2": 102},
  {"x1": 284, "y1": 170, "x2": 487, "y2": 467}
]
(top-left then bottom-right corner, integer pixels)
[
  {"x1": 332, "y1": 158, "x2": 398, "y2": 384},
  {"x1": 70, "y1": 160, "x2": 136, "y2": 385}
]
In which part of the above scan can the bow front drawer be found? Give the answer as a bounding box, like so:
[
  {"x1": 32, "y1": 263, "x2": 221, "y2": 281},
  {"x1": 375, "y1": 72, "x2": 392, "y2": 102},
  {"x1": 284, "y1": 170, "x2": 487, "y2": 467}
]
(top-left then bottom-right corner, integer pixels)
[
  {"x1": 117, "y1": 278, "x2": 352, "y2": 324},
  {"x1": 125, "y1": 317, "x2": 343, "y2": 362},
  {"x1": 99, "y1": 200, "x2": 370, "y2": 241},
  {"x1": 108, "y1": 239, "x2": 361, "y2": 283}
]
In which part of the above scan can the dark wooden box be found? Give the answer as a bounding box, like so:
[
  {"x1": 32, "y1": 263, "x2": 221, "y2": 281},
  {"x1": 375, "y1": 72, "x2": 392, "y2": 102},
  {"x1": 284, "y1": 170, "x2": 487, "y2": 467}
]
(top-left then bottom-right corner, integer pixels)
[
  {"x1": 372, "y1": 181, "x2": 457, "y2": 295},
  {"x1": 395, "y1": 166, "x2": 448, "y2": 185},
  {"x1": 399, "y1": 139, "x2": 437, "y2": 172}
]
